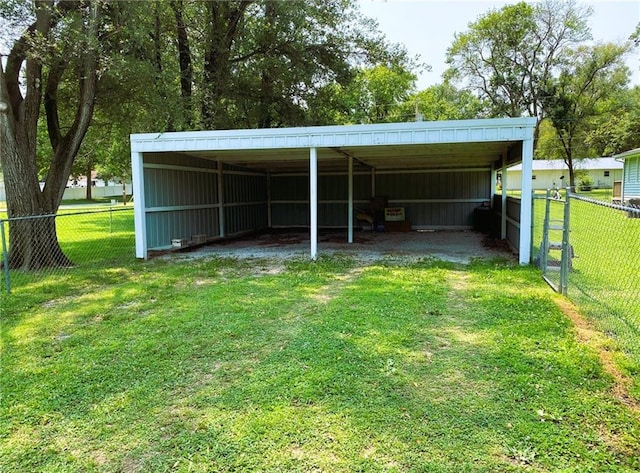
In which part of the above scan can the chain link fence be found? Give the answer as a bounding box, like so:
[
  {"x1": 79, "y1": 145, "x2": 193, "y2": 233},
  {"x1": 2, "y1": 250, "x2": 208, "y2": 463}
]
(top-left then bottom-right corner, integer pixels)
[
  {"x1": 533, "y1": 191, "x2": 640, "y2": 365},
  {"x1": 1, "y1": 206, "x2": 135, "y2": 295}
]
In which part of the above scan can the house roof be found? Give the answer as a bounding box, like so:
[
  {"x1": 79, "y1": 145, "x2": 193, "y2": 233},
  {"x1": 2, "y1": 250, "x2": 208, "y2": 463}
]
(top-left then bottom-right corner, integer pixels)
[
  {"x1": 509, "y1": 157, "x2": 623, "y2": 172},
  {"x1": 131, "y1": 117, "x2": 537, "y2": 172},
  {"x1": 613, "y1": 148, "x2": 640, "y2": 161}
]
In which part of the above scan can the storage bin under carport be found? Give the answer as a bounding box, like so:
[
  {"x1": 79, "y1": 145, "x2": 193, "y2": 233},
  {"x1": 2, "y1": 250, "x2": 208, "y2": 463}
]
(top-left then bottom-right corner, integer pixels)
[{"x1": 473, "y1": 205, "x2": 492, "y2": 233}]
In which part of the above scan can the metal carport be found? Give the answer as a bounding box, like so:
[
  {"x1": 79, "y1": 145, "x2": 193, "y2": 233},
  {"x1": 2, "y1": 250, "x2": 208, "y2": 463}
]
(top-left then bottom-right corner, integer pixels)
[{"x1": 130, "y1": 117, "x2": 536, "y2": 263}]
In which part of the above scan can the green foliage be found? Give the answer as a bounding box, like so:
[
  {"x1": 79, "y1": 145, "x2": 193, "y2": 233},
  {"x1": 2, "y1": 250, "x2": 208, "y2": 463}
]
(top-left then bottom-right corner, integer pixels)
[
  {"x1": 334, "y1": 64, "x2": 417, "y2": 124},
  {"x1": 578, "y1": 175, "x2": 594, "y2": 188},
  {"x1": 2, "y1": 255, "x2": 639, "y2": 471},
  {"x1": 408, "y1": 82, "x2": 487, "y2": 121},
  {"x1": 539, "y1": 42, "x2": 630, "y2": 184},
  {"x1": 445, "y1": 0, "x2": 591, "y2": 119},
  {"x1": 586, "y1": 86, "x2": 640, "y2": 155}
]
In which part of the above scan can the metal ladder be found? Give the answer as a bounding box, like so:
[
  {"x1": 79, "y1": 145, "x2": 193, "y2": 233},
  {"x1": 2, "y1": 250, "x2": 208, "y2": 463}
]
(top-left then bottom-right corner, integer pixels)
[{"x1": 539, "y1": 189, "x2": 571, "y2": 295}]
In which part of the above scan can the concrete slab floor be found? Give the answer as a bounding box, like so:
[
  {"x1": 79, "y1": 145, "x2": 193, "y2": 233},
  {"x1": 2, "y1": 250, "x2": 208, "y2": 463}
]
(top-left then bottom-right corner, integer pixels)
[{"x1": 172, "y1": 229, "x2": 515, "y2": 264}]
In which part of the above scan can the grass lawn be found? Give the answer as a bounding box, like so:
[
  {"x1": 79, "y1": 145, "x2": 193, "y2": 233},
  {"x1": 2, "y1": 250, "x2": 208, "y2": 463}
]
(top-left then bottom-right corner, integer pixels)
[
  {"x1": 2, "y1": 255, "x2": 639, "y2": 472},
  {"x1": 531, "y1": 194, "x2": 640, "y2": 375}
]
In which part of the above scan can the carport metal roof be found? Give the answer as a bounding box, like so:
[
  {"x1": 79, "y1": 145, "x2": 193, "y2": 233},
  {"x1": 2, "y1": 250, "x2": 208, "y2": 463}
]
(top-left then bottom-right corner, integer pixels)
[
  {"x1": 131, "y1": 117, "x2": 536, "y2": 263},
  {"x1": 131, "y1": 118, "x2": 535, "y2": 171}
]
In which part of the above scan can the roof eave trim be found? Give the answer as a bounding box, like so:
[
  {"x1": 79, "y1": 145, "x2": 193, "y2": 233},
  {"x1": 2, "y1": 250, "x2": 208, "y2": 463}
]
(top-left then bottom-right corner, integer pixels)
[{"x1": 613, "y1": 147, "x2": 640, "y2": 162}]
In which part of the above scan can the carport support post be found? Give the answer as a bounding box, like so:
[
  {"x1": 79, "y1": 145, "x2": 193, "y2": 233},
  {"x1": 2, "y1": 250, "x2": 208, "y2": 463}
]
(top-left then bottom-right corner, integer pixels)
[
  {"x1": 371, "y1": 168, "x2": 376, "y2": 197},
  {"x1": 217, "y1": 160, "x2": 225, "y2": 237},
  {"x1": 348, "y1": 155, "x2": 353, "y2": 243},
  {"x1": 501, "y1": 153, "x2": 507, "y2": 240},
  {"x1": 267, "y1": 170, "x2": 272, "y2": 228},
  {"x1": 519, "y1": 138, "x2": 534, "y2": 264},
  {"x1": 131, "y1": 151, "x2": 147, "y2": 259},
  {"x1": 310, "y1": 147, "x2": 318, "y2": 259}
]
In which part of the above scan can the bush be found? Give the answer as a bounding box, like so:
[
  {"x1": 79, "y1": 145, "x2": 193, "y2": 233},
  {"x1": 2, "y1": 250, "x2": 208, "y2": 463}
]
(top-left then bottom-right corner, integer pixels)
[{"x1": 579, "y1": 175, "x2": 594, "y2": 191}]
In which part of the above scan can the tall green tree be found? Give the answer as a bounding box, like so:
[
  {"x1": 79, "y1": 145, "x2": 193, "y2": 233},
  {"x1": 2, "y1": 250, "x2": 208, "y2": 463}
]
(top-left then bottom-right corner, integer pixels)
[
  {"x1": 445, "y1": 0, "x2": 591, "y2": 138},
  {"x1": 336, "y1": 64, "x2": 417, "y2": 124},
  {"x1": 1, "y1": 0, "x2": 103, "y2": 269},
  {"x1": 540, "y1": 43, "x2": 630, "y2": 187},
  {"x1": 0, "y1": 0, "x2": 179, "y2": 269},
  {"x1": 163, "y1": 0, "x2": 411, "y2": 130}
]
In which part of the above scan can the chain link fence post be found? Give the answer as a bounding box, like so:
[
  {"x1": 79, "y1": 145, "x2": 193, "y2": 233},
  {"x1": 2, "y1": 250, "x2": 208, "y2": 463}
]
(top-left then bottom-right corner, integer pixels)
[{"x1": 1, "y1": 219, "x2": 10, "y2": 294}]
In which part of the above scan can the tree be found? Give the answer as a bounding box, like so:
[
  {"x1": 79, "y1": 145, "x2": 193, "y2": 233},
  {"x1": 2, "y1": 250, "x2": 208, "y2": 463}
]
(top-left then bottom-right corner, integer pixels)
[
  {"x1": 445, "y1": 0, "x2": 591, "y2": 139},
  {"x1": 1, "y1": 1, "x2": 102, "y2": 269},
  {"x1": 585, "y1": 85, "x2": 640, "y2": 156},
  {"x1": 540, "y1": 43, "x2": 630, "y2": 187},
  {"x1": 161, "y1": 0, "x2": 412, "y2": 130},
  {"x1": 403, "y1": 83, "x2": 487, "y2": 122},
  {"x1": 336, "y1": 64, "x2": 417, "y2": 124}
]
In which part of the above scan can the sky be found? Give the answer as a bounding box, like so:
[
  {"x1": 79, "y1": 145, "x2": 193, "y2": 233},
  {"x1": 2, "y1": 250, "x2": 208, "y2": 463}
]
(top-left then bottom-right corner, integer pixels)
[{"x1": 357, "y1": 0, "x2": 640, "y2": 90}]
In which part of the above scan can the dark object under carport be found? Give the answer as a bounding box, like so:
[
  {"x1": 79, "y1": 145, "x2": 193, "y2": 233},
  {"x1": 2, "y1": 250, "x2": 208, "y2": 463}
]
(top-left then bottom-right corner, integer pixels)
[{"x1": 473, "y1": 204, "x2": 493, "y2": 233}]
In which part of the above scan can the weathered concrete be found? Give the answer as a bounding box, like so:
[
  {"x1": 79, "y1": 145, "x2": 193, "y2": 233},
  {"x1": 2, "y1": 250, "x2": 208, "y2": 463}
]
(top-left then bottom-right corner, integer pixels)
[{"x1": 171, "y1": 229, "x2": 514, "y2": 264}]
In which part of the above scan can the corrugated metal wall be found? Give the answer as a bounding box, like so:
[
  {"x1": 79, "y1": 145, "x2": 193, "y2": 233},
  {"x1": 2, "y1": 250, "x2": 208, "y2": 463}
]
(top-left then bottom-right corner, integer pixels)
[
  {"x1": 142, "y1": 153, "x2": 493, "y2": 249},
  {"x1": 492, "y1": 194, "x2": 522, "y2": 251},
  {"x1": 506, "y1": 197, "x2": 522, "y2": 251},
  {"x1": 142, "y1": 154, "x2": 267, "y2": 249},
  {"x1": 223, "y1": 167, "x2": 269, "y2": 235},
  {"x1": 270, "y1": 172, "x2": 372, "y2": 227},
  {"x1": 376, "y1": 170, "x2": 490, "y2": 227}
]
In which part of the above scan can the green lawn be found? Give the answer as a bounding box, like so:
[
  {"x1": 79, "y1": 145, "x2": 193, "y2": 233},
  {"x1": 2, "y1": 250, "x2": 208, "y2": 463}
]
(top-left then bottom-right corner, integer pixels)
[
  {"x1": 531, "y1": 194, "x2": 640, "y2": 372},
  {"x1": 2, "y1": 256, "x2": 639, "y2": 472}
]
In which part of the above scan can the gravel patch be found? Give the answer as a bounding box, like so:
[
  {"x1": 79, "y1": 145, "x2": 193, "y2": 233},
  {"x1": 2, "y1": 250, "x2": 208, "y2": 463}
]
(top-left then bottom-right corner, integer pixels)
[{"x1": 162, "y1": 229, "x2": 515, "y2": 265}]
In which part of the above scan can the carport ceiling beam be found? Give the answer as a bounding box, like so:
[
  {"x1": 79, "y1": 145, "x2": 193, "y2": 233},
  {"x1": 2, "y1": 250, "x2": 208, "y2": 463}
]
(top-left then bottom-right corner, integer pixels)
[
  {"x1": 330, "y1": 147, "x2": 373, "y2": 169},
  {"x1": 493, "y1": 144, "x2": 520, "y2": 169}
]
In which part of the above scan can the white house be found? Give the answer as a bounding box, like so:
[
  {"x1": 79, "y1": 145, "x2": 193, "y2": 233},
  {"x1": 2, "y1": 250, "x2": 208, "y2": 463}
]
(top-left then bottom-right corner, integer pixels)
[{"x1": 506, "y1": 157, "x2": 623, "y2": 191}]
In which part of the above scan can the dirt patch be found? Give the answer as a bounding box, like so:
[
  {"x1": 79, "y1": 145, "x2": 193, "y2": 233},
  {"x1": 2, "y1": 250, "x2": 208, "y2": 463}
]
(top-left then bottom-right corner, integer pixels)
[
  {"x1": 177, "y1": 229, "x2": 516, "y2": 264},
  {"x1": 258, "y1": 235, "x2": 304, "y2": 246},
  {"x1": 553, "y1": 297, "x2": 639, "y2": 415},
  {"x1": 320, "y1": 234, "x2": 371, "y2": 244}
]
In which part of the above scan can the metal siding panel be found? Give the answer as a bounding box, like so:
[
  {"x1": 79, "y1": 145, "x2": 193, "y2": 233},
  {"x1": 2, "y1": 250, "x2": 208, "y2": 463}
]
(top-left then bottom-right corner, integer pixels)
[
  {"x1": 145, "y1": 208, "x2": 223, "y2": 249},
  {"x1": 272, "y1": 175, "x2": 309, "y2": 200},
  {"x1": 354, "y1": 174, "x2": 372, "y2": 200},
  {"x1": 319, "y1": 175, "x2": 347, "y2": 200},
  {"x1": 271, "y1": 203, "x2": 309, "y2": 226},
  {"x1": 625, "y1": 157, "x2": 640, "y2": 196},
  {"x1": 507, "y1": 221, "x2": 520, "y2": 250},
  {"x1": 319, "y1": 203, "x2": 347, "y2": 226}
]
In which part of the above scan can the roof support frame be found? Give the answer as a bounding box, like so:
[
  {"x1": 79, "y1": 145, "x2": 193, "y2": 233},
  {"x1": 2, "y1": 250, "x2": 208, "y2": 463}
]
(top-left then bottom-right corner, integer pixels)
[
  {"x1": 330, "y1": 146, "x2": 373, "y2": 170},
  {"x1": 310, "y1": 147, "x2": 318, "y2": 260}
]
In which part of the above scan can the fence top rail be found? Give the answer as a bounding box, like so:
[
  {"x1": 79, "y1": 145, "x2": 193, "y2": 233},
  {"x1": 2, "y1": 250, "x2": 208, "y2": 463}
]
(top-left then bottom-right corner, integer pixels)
[
  {"x1": 568, "y1": 191, "x2": 640, "y2": 213},
  {"x1": 0, "y1": 206, "x2": 133, "y2": 223}
]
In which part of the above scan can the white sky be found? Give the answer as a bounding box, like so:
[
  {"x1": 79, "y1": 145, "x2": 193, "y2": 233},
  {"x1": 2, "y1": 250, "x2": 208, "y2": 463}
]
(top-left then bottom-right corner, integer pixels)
[{"x1": 358, "y1": 0, "x2": 640, "y2": 89}]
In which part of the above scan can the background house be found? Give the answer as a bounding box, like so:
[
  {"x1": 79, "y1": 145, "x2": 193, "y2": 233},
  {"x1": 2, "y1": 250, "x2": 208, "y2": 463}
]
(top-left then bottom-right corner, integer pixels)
[
  {"x1": 506, "y1": 157, "x2": 623, "y2": 191},
  {"x1": 614, "y1": 148, "x2": 640, "y2": 203}
]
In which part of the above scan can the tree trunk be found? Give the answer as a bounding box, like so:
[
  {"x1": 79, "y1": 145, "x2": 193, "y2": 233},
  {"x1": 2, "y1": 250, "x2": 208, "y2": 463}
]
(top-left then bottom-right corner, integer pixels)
[
  {"x1": 0, "y1": 1, "x2": 101, "y2": 270},
  {"x1": 170, "y1": 0, "x2": 193, "y2": 128},
  {"x1": 201, "y1": 1, "x2": 252, "y2": 129},
  {"x1": 257, "y1": 2, "x2": 276, "y2": 129},
  {"x1": 85, "y1": 160, "x2": 93, "y2": 200},
  {"x1": 0, "y1": 84, "x2": 72, "y2": 269}
]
